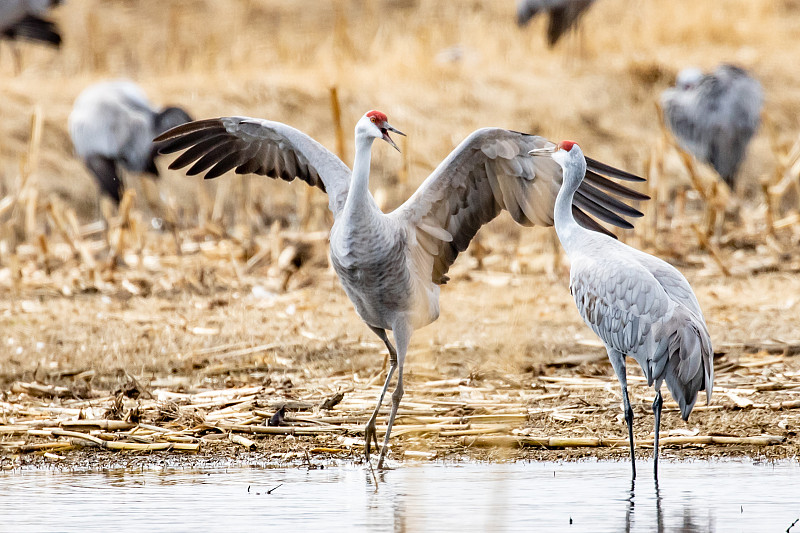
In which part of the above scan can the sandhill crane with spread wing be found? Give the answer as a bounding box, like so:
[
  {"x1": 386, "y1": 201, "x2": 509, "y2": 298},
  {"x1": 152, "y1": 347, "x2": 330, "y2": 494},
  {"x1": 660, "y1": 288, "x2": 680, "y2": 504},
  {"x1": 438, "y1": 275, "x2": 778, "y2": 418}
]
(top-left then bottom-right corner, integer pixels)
[
  {"x1": 516, "y1": 0, "x2": 595, "y2": 47},
  {"x1": 69, "y1": 80, "x2": 193, "y2": 204},
  {"x1": 156, "y1": 111, "x2": 648, "y2": 468},
  {"x1": 661, "y1": 64, "x2": 763, "y2": 191},
  {"x1": 533, "y1": 140, "x2": 713, "y2": 479},
  {"x1": 0, "y1": 0, "x2": 63, "y2": 47}
]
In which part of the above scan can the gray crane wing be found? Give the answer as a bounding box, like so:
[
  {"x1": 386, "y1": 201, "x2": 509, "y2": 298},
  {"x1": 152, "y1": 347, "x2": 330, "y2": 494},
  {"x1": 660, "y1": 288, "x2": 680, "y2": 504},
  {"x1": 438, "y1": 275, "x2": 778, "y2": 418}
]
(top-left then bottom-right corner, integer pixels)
[
  {"x1": 626, "y1": 247, "x2": 704, "y2": 319},
  {"x1": 571, "y1": 253, "x2": 712, "y2": 411},
  {"x1": 392, "y1": 128, "x2": 647, "y2": 284},
  {"x1": 570, "y1": 254, "x2": 672, "y2": 382},
  {"x1": 155, "y1": 117, "x2": 351, "y2": 216},
  {"x1": 661, "y1": 65, "x2": 763, "y2": 186}
]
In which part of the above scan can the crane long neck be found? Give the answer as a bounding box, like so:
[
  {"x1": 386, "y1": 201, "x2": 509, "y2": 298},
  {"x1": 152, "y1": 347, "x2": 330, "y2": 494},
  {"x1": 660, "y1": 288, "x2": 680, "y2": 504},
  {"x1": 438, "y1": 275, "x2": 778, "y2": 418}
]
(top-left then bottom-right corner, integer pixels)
[
  {"x1": 344, "y1": 134, "x2": 378, "y2": 216},
  {"x1": 553, "y1": 163, "x2": 586, "y2": 254}
]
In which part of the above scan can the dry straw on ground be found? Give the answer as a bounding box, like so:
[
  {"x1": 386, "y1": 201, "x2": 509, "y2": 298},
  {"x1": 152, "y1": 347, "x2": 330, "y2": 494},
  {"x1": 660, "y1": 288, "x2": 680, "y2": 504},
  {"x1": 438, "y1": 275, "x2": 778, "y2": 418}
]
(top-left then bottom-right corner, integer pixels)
[{"x1": 1, "y1": 0, "x2": 800, "y2": 468}]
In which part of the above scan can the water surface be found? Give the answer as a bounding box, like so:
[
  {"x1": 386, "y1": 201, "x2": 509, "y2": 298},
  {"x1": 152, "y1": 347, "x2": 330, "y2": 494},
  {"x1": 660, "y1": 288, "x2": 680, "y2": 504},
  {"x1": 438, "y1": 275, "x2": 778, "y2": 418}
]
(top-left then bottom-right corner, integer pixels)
[{"x1": 1, "y1": 460, "x2": 797, "y2": 532}]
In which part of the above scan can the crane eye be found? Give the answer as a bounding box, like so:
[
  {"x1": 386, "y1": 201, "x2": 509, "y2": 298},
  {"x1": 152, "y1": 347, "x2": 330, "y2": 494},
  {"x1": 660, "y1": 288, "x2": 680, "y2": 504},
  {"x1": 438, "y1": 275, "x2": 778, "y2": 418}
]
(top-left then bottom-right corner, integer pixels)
[{"x1": 370, "y1": 116, "x2": 377, "y2": 124}]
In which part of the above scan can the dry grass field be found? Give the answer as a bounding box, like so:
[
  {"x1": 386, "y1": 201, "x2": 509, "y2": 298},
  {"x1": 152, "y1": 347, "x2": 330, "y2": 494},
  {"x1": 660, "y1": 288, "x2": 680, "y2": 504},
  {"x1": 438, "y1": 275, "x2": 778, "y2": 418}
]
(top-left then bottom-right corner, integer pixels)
[{"x1": 1, "y1": 0, "x2": 800, "y2": 468}]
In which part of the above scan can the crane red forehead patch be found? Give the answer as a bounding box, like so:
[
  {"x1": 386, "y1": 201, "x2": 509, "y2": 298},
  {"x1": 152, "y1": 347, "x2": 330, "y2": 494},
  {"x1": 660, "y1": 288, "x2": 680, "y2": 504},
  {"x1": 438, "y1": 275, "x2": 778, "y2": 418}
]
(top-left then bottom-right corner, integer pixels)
[
  {"x1": 558, "y1": 140, "x2": 578, "y2": 152},
  {"x1": 366, "y1": 110, "x2": 388, "y2": 123}
]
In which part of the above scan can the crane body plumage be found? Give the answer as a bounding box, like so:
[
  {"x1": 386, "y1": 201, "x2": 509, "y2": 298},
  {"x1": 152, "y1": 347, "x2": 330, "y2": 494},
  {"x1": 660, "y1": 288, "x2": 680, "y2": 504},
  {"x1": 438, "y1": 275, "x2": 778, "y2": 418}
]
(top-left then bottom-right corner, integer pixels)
[
  {"x1": 540, "y1": 141, "x2": 713, "y2": 479},
  {"x1": 156, "y1": 112, "x2": 648, "y2": 468},
  {"x1": 69, "y1": 80, "x2": 192, "y2": 203},
  {"x1": 661, "y1": 64, "x2": 763, "y2": 189}
]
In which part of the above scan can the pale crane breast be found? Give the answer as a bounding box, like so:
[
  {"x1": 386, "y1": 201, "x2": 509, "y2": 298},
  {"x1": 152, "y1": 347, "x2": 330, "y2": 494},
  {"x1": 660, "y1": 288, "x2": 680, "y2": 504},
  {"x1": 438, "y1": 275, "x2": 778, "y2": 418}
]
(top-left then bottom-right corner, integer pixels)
[{"x1": 330, "y1": 221, "x2": 414, "y2": 330}]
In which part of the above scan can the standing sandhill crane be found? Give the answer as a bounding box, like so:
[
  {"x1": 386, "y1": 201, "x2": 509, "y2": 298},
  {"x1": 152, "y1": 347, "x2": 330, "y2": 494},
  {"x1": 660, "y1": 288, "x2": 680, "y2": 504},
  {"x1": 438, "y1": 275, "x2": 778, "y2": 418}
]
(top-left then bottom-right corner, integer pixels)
[
  {"x1": 660, "y1": 64, "x2": 763, "y2": 191},
  {"x1": 0, "y1": 0, "x2": 62, "y2": 47},
  {"x1": 156, "y1": 111, "x2": 648, "y2": 468},
  {"x1": 516, "y1": 0, "x2": 595, "y2": 47},
  {"x1": 533, "y1": 140, "x2": 713, "y2": 479},
  {"x1": 68, "y1": 80, "x2": 193, "y2": 204}
]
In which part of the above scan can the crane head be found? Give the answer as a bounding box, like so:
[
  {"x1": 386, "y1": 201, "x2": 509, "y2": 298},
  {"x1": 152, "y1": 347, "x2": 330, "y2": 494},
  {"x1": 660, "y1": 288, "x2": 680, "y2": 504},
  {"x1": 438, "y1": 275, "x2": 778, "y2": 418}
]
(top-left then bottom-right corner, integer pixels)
[
  {"x1": 528, "y1": 139, "x2": 579, "y2": 157},
  {"x1": 364, "y1": 110, "x2": 405, "y2": 152},
  {"x1": 558, "y1": 140, "x2": 578, "y2": 152},
  {"x1": 676, "y1": 67, "x2": 703, "y2": 90},
  {"x1": 529, "y1": 140, "x2": 585, "y2": 187}
]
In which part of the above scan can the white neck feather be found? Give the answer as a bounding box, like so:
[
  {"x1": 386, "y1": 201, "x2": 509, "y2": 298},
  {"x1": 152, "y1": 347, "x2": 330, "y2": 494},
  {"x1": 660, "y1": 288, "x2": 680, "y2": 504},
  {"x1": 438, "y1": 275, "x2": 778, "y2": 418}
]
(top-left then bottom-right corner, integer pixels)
[
  {"x1": 343, "y1": 130, "x2": 379, "y2": 218},
  {"x1": 553, "y1": 150, "x2": 589, "y2": 255}
]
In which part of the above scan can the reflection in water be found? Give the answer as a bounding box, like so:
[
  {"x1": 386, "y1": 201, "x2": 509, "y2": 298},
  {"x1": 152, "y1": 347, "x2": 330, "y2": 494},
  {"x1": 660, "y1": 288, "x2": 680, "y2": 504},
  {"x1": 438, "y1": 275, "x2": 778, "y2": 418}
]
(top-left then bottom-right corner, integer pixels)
[
  {"x1": 0, "y1": 461, "x2": 797, "y2": 532},
  {"x1": 623, "y1": 477, "x2": 716, "y2": 533},
  {"x1": 655, "y1": 479, "x2": 663, "y2": 533},
  {"x1": 625, "y1": 480, "x2": 635, "y2": 533}
]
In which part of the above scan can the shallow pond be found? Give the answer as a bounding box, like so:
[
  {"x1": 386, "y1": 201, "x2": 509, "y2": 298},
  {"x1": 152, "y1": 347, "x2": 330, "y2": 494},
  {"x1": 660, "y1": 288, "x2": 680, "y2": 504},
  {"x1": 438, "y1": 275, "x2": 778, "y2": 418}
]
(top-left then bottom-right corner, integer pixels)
[{"x1": 1, "y1": 460, "x2": 798, "y2": 532}]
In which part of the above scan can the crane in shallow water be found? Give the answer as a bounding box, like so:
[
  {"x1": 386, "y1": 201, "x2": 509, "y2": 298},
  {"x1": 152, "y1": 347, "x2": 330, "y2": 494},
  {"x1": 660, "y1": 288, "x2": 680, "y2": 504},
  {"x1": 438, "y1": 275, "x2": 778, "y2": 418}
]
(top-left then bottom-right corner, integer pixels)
[
  {"x1": 156, "y1": 111, "x2": 648, "y2": 468},
  {"x1": 533, "y1": 140, "x2": 713, "y2": 479}
]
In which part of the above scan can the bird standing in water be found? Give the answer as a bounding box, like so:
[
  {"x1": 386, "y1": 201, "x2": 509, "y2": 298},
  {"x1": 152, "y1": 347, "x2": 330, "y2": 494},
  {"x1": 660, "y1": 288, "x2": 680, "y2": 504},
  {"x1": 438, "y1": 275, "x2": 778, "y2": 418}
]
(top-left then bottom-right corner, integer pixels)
[{"x1": 533, "y1": 140, "x2": 713, "y2": 479}]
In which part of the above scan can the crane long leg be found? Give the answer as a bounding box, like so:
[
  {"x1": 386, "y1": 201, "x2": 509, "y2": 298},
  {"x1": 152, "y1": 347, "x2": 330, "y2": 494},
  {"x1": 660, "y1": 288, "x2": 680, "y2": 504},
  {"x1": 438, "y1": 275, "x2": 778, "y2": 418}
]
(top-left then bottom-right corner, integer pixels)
[
  {"x1": 652, "y1": 390, "x2": 663, "y2": 480},
  {"x1": 364, "y1": 326, "x2": 397, "y2": 463},
  {"x1": 608, "y1": 349, "x2": 636, "y2": 480},
  {"x1": 377, "y1": 320, "x2": 411, "y2": 469},
  {"x1": 369, "y1": 325, "x2": 396, "y2": 375}
]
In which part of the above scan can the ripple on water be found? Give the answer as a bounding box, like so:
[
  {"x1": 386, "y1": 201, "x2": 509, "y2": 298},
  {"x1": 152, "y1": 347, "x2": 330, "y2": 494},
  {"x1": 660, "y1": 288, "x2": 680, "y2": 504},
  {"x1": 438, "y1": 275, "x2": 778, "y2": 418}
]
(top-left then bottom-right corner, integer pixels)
[{"x1": 1, "y1": 460, "x2": 798, "y2": 532}]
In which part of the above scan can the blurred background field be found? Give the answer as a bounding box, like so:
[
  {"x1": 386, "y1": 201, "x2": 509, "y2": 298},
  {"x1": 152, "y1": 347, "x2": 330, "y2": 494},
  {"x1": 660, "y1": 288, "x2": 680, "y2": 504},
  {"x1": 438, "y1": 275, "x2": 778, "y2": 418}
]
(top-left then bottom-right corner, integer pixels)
[{"x1": 1, "y1": 0, "x2": 800, "y2": 465}]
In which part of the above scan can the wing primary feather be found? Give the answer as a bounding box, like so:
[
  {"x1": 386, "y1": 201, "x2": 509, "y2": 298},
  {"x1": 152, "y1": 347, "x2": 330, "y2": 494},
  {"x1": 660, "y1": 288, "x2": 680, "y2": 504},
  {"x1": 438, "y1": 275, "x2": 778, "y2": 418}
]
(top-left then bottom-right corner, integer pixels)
[
  {"x1": 586, "y1": 156, "x2": 645, "y2": 182},
  {"x1": 154, "y1": 119, "x2": 224, "y2": 142},
  {"x1": 578, "y1": 180, "x2": 644, "y2": 218},
  {"x1": 186, "y1": 144, "x2": 235, "y2": 176},
  {"x1": 204, "y1": 150, "x2": 254, "y2": 180},
  {"x1": 158, "y1": 129, "x2": 227, "y2": 155},
  {"x1": 573, "y1": 207, "x2": 616, "y2": 238},
  {"x1": 573, "y1": 192, "x2": 635, "y2": 229},
  {"x1": 167, "y1": 136, "x2": 229, "y2": 170},
  {"x1": 584, "y1": 170, "x2": 650, "y2": 200}
]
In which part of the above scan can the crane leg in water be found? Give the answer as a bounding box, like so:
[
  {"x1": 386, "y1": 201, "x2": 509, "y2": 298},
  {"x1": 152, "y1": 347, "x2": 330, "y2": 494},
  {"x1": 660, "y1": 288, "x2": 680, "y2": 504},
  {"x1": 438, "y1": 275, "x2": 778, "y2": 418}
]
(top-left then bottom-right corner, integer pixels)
[
  {"x1": 377, "y1": 320, "x2": 411, "y2": 469},
  {"x1": 609, "y1": 349, "x2": 636, "y2": 480},
  {"x1": 653, "y1": 390, "x2": 663, "y2": 479},
  {"x1": 364, "y1": 326, "x2": 397, "y2": 460}
]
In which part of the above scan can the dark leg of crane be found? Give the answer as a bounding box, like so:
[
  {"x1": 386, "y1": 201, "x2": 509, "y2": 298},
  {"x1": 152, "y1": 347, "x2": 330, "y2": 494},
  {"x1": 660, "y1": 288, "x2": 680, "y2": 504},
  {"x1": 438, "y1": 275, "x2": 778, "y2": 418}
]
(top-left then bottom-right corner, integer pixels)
[
  {"x1": 652, "y1": 390, "x2": 663, "y2": 480},
  {"x1": 377, "y1": 320, "x2": 411, "y2": 469},
  {"x1": 369, "y1": 325, "x2": 396, "y2": 376},
  {"x1": 608, "y1": 349, "x2": 636, "y2": 480},
  {"x1": 364, "y1": 327, "x2": 397, "y2": 464}
]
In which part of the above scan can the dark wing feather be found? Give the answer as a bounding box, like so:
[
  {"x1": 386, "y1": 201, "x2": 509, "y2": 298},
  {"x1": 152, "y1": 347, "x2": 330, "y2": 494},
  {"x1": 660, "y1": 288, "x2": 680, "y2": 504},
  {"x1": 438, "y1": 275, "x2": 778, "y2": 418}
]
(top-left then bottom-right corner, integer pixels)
[
  {"x1": 156, "y1": 117, "x2": 351, "y2": 215},
  {"x1": 2, "y1": 15, "x2": 61, "y2": 46},
  {"x1": 584, "y1": 170, "x2": 649, "y2": 200}
]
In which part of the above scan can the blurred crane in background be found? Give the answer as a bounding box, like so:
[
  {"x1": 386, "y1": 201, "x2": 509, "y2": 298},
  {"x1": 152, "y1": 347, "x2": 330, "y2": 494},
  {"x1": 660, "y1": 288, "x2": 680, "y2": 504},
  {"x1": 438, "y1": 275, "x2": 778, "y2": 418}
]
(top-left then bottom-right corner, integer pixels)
[
  {"x1": 535, "y1": 140, "x2": 713, "y2": 480},
  {"x1": 516, "y1": 0, "x2": 595, "y2": 47},
  {"x1": 68, "y1": 80, "x2": 193, "y2": 206},
  {"x1": 156, "y1": 110, "x2": 647, "y2": 468},
  {"x1": 661, "y1": 64, "x2": 763, "y2": 192},
  {"x1": 0, "y1": 0, "x2": 62, "y2": 47}
]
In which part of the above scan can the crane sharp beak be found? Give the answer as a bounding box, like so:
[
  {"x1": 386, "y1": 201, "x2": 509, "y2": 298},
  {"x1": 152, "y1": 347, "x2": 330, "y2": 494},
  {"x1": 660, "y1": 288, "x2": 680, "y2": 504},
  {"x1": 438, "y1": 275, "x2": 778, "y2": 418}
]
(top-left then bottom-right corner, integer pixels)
[
  {"x1": 528, "y1": 144, "x2": 557, "y2": 157},
  {"x1": 382, "y1": 123, "x2": 405, "y2": 152}
]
